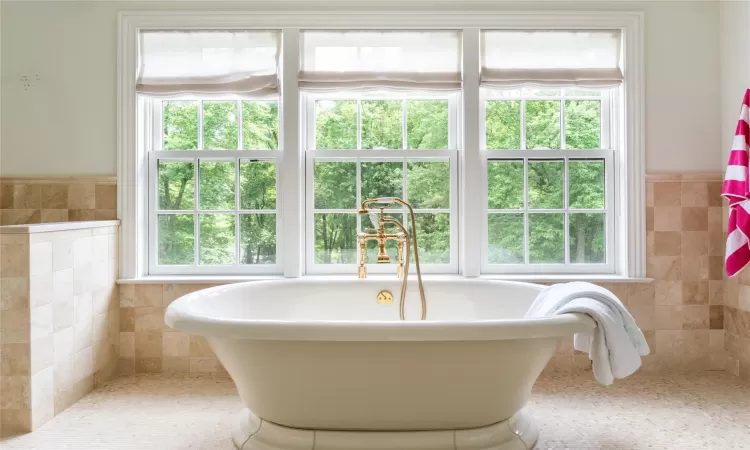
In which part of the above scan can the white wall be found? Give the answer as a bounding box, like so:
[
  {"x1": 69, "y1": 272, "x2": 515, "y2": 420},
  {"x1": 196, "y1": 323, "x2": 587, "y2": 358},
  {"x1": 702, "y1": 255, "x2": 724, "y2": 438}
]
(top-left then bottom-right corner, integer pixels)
[
  {"x1": 0, "y1": 0, "x2": 722, "y2": 176},
  {"x1": 720, "y1": 0, "x2": 750, "y2": 166}
]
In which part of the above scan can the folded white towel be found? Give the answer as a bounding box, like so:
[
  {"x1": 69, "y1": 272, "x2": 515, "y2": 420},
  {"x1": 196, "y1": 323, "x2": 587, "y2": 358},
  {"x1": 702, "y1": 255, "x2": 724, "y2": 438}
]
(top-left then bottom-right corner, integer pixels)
[{"x1": 525, "y1": 282, "x2": 650, "y2": 385}]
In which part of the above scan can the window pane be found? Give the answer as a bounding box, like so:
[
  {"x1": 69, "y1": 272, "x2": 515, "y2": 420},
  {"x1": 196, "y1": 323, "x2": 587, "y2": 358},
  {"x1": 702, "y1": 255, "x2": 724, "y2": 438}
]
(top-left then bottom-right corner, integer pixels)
[
  {"x1": 314, "y1": 213, "x2": 357, "y2": 264},
  {"x1": 485, "y1": 101, "x2": 520, "y2": 150},
  {"x1": 163, "y1": 101, "x2": 198, "y2": 150},
  {"x1": 407, "y1": 100, "x2": 448, "y2": 149},
  {"x1": 199, "y1": 214, "x2": 235, "y2": 265},
  {"x1": 203, "y1": 101, "x2": 238, "y2": 150},
  {"x1": 362, "y1": 100, "x2": 402, "y2": 149},
  {"x1": 488, "y1": 160, "x2": 523, "y2": 209},
  {"x1": 565, "y1": 100, "x2": 601, "y2": 149},
  {"x1": 158, "y1": 161, "x2": 194, "y2": 210},
  {"x1": 361, "y1": 212, "x2": 403, "y2": 265},
  {"x1": 240, "y1": 214, "x2": 276, "y2": 264},
  {"x1": 361, "y1": 161, "x2": 402, "y2": 200},
  {"x1": 569, "y1": 160, "x2": 605, "y2": 209},
  {"x1": 528, "y1": 213, "x2": 564, "y2": 264},
  {"x1": 526, "y1": 101, "x2": 561, "y2": 149},
  {"x1": 407, "y1": 161, "x2": 449, "y2": 209},
  {"x1": 242, "y1": 101, "x2": 278, "y2": 150},
  {"x1": 315, "y1": 100, "x2": 357, "y2": 149},
  {"x1": 199, "y1": 161, "x2": 235, "y2": 210},
  {"x1": 158, "y1": 214, "x2": 194, "y2": 265},
  {"x1": 314, "y1": 161, "x2": 356, "y2": 209},
  {"x1": 239, "y1": 161, "x2": 276, "y2": 210},
  {"x1": 407, "y1": 213, "x2": 450, "y2": 264},
  {"x1": 528, "y1": 160, "x2": 564, "y2": 209},
  {"x1": 569, "y1": 213, "x2": 605, "y2": 264},
  {"x1": 487, "y1": 214, "x2": 524, "y2": 264}
]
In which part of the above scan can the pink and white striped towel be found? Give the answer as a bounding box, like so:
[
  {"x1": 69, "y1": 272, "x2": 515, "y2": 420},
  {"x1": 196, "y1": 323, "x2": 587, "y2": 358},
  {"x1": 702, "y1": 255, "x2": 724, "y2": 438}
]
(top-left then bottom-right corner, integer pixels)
[{"x1": 722, "y1": 89, "x2": 750, "y2": 277}]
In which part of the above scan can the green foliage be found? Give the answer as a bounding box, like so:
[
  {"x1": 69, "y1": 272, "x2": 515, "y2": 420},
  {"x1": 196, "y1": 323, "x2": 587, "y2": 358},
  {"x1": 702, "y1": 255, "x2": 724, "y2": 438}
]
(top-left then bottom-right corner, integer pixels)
[
  {"x1": 158, "y1": 101, "x2": 279, "y2": 266},
  {"x1": 163, "y1": 101, "x2": 198, "y2": 150},
  {"x1": 203, "y1": 101, "x2": 238, "y2": 150},
  {"x1": 243, "y1": 101, "x2": 278, "y2": 149},
  {"x1": 157, "y1": 92, "x2": 607, "y2": 269},
  {"x1": 316, "y1": 101, "x2": 357, "y2": 149},
  {"x1": 407, "y1": 101, "x2": 448, "y2": 149},
  {"x1": 485, "y1": 95, "x2": 605, "y2": 265}
]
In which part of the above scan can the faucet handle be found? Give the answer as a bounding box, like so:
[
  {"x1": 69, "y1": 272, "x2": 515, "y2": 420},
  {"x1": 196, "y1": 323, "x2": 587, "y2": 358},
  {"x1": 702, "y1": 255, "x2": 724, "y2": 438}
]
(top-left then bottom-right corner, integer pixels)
[{"x1": 357, "y1": 233, "x2": 367, "y2": 278}]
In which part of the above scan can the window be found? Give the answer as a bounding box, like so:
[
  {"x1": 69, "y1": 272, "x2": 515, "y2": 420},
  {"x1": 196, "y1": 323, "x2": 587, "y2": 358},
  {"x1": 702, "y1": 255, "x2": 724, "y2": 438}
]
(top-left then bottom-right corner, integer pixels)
[
  {"x1": 122, "y1": 15, "x2": 644, "y2": 279},
  {"x1": 148, "y1": 98, "x2": 281, "y2": 274},
  {"x1": 481, "y1": 87, "x2": 615, "y2": 273},
  {"x1": 304, "y1": 93, "x2": 459, "y2": 274}
]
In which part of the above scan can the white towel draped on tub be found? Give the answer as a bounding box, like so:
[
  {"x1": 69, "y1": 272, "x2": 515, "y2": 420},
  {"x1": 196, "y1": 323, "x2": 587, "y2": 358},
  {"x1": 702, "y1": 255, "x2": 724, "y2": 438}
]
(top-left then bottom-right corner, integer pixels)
[{"x1": 525, "y1": 282, "x2": 650, "y2": 386}]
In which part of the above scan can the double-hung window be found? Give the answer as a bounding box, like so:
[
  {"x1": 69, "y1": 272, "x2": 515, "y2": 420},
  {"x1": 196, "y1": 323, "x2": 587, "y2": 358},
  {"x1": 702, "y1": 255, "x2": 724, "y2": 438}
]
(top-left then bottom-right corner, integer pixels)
[
  {"x1": 300, "y1": 31, "x2": 461, "y2": 274},
  {"x1": 479, "y1": 30, "x2": 622, "y2": 274},
  {"x1": 139, "y1": 31, "x2": 282, "y2": 275}
]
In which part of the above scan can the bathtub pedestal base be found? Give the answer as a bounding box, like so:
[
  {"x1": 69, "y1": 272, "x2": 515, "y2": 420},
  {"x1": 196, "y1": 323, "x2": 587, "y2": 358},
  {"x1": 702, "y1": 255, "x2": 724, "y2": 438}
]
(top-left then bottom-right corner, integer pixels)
[{"x1": 233, "y1": 408, "x2": 538, "y2": 450}]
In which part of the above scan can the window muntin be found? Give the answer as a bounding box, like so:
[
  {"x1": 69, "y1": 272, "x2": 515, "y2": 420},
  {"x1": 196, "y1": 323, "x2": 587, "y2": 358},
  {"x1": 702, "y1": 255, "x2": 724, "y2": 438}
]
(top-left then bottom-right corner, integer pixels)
[
  {"x1": 304, "y1": 92, "x2": 459, "y2": 274},
  {"x1": 481, "y1": 88, "x2": 615, "y2": 274},
  {"x1": 148, "y1": 98, "x2": 281, "y2": 275}
]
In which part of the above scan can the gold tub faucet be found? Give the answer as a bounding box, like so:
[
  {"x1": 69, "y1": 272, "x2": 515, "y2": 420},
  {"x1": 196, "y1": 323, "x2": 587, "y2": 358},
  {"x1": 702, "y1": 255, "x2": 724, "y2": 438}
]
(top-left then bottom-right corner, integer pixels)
[
  {"x1": 357, "y1": 197, "x2": 427, "y2": 321},
  {"x1": 356, "y1": 207, "x2": 407, "y2": 279}
]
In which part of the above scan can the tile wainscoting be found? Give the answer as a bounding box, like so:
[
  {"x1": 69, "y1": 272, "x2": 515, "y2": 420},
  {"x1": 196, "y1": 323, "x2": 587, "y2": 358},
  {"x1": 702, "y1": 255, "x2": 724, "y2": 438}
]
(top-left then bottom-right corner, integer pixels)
[
  {"x1": 0, "y1": 177, "x2": 117, "y2": 225},
  {"x1": 0, "y1": 222, "x2": 120, "y2": 436}
]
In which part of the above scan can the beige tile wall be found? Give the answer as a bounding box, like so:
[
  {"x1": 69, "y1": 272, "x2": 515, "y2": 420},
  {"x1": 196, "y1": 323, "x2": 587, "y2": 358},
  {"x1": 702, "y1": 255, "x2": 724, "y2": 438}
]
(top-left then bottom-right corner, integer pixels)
[
  {"x1": 0, "y1": 225, "x2": 119, "y2": 436},
  {"x1": 0, "y1": 177, "x2": 117, "y2": 225},
  {"x1": 118, "y1": 284, "x2": 228, "y2": 377},
  {"x1": 725, "y1": 268, "x2": 750, "y2": 380}
]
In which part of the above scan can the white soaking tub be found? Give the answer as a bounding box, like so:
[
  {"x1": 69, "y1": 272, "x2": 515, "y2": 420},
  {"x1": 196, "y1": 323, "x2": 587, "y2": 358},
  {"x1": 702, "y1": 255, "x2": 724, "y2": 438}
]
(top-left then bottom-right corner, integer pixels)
[{"x1": 165, "y1": 278, "x2": 595, "y2": 450}]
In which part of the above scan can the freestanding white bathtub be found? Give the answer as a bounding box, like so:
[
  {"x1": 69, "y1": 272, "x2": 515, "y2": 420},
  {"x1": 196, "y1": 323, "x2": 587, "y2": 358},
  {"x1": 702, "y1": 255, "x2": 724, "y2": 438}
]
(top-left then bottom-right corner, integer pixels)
[{"x1": 165, "y1": 279, "x2": 595, "y2": 450}]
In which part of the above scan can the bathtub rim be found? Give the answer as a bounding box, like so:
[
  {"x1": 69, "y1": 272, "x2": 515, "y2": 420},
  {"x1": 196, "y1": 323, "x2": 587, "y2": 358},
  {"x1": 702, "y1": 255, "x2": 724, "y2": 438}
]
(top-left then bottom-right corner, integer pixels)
[{"x1": 164, "y1": 279, "x2": 596, "y2": 342}]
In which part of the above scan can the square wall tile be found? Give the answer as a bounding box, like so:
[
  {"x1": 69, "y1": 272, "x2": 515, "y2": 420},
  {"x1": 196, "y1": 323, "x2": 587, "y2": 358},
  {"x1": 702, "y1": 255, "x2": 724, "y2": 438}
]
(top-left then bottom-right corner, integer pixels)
[{"x1": 40, "y1": 185, "x2": 68, "y2": 209}]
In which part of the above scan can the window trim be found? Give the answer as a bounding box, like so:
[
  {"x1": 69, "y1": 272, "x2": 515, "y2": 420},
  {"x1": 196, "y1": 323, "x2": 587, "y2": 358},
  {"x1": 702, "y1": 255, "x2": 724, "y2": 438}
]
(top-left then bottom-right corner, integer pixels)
[{"x1": 118, "y1": 10, "x2": 645, "y2": 280}]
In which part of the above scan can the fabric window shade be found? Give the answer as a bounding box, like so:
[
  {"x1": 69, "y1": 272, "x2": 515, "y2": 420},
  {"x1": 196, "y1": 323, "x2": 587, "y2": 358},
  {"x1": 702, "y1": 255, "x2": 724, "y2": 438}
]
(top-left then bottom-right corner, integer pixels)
[
  {"x1": 481, "y1": 30, "x2": 623, "y2": 88},
  {"x1": 137, "y1": 31, "x2": 280, "y2": 96},
  {"x1": 299, "y1": 31, "x2": 462, "y2": 91}
]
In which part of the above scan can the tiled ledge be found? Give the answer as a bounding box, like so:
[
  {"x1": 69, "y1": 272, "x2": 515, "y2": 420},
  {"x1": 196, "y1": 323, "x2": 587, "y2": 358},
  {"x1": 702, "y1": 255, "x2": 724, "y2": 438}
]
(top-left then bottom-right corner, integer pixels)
[
  {"x1": 0, "y1": 220, "x2": 119, "y2": 234},
  {"x1": 0, "y1": 176, "x2": 116, "y2": 184},
  {"x1": 646, "y1": 172, "x2": 722, "y2": 182}
]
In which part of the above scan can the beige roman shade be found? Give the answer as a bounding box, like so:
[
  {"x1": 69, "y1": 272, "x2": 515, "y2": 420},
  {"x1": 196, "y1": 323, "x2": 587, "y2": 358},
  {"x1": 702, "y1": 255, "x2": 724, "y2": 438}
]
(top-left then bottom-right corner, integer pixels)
[
  {"x1": 481, "y1": 30, "x2": 623, "y2": 88},
  {"x1": 299, "y1": 30, "x2": 462, "y2": 91},
  {"x1": 137, "y1": 30, "x2": 280, "y2": 96}
]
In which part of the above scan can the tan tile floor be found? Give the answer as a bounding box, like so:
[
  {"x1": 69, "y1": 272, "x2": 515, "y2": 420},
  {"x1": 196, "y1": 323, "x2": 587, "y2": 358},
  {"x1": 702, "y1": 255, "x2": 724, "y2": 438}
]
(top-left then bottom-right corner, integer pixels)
[{"x1": 1, "y1": 372, "x2": 749, "y2": 449}]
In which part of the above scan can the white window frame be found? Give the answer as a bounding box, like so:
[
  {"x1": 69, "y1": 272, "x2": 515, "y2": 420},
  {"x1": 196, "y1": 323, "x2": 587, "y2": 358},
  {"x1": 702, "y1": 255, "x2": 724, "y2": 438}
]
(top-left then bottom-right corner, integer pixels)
[
  {"x1": 303, "y1": 92, "x2": 460, "y2": 275},
  {"x1": 146, "y1": 97, "x2": 282, "y2": 275},
  {"x1": 117, "y1": 11, "x2": 645, "y2": 280},
  {"x1": 479, "y1": 88, "x2": 617, "y2": 274}
]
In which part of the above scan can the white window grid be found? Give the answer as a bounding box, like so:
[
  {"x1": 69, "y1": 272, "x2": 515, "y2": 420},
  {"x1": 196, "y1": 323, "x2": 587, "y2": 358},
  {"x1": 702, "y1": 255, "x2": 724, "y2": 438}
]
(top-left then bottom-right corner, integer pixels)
[
  {"x1": 303, "y1": 93, "x2": 460, "y2": 275},
  {"x1": 479, "y1": 88, "x2": 618, "y2": 274},
  {"x1": 147, "y1": 98, "x2": 282, "y2": 275}
]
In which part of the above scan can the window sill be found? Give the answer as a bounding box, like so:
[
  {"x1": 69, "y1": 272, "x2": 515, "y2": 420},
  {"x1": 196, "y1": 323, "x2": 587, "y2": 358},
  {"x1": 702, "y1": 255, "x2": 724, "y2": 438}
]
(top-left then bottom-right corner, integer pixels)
[{"x1": 117, "y1": 274, "x2": 652, "y2": 285}]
